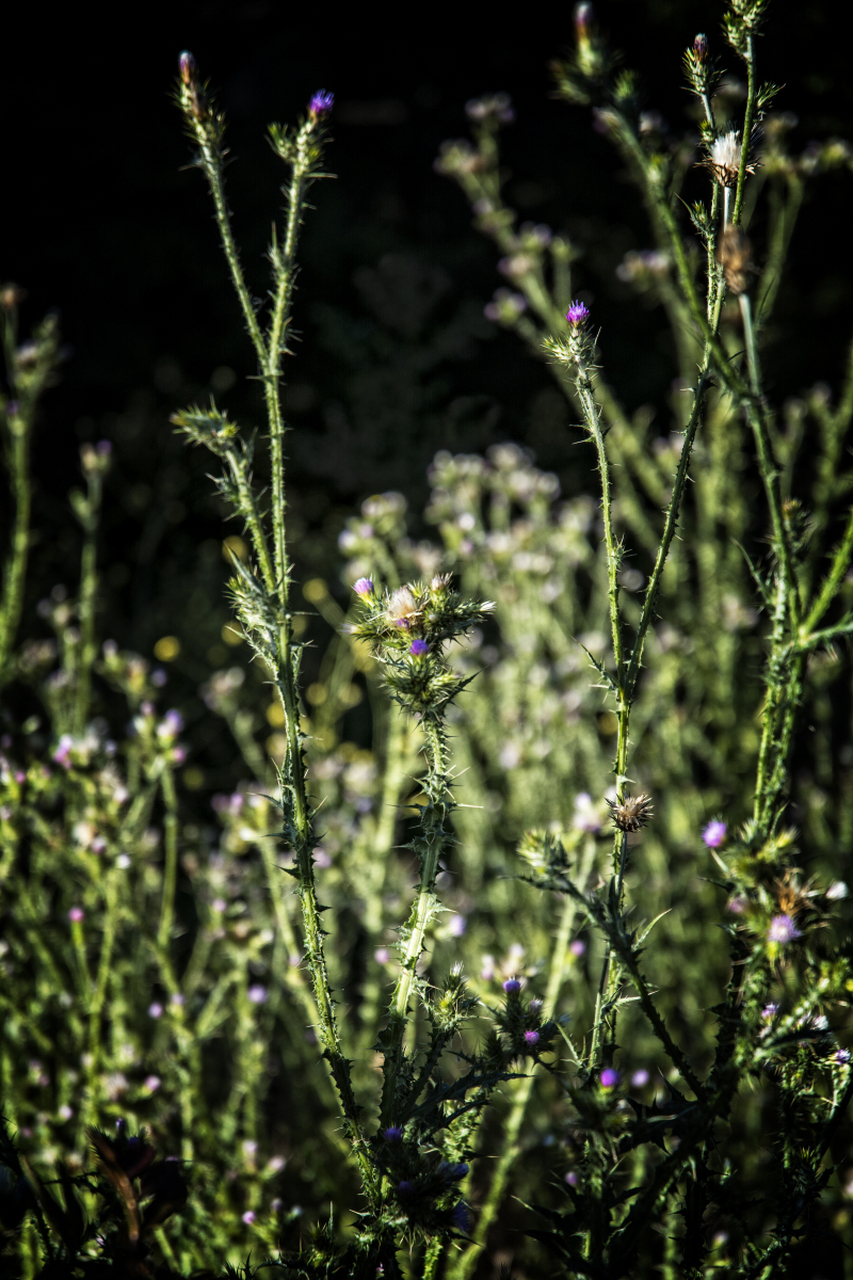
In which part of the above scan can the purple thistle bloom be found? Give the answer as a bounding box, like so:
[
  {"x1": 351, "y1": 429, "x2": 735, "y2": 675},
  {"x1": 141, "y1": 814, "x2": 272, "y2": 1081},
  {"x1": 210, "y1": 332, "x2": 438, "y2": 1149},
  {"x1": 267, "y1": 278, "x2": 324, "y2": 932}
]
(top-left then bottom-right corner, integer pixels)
[
  {"x1": 68, "y1": 906, "x2": 84, "y2": 923},
  {"x1": 835, "y1": 1049, "x2": 851, "y2": 1064},
  {"x1": 565, "y1": 300, "x2": 590, "y2": 326},
  {"x1": 524, "y1": 1029, "x2": 540, "y2": 1046},
  {"x1": 767, "y1": 914, "x2": 802, "y2": 944},
  {"x1": 353, "y1": 577, "x2": 374, "y2": 597},
  {"x1": 702, "y1": 819, "x2": 727, "y2": 848},
  {"x1": 439, "y1": 1161, "x2": 469, "y2": 1181},
  {"x1": 309, "y1": 90, "x2": 334, "y2": 118},
  {"x1": 503, "y1": 978, "x2": 521, "y2": 995},
  {"x1": 383, "y1": 1126, "x2": 403, "y2": 1142},
  {"x1": 600, "y1": 1068, "x2": 620, "y2": 1089},
  {"x1": 248, "y1": 984, "x2": 268, "y2": 1004},
  {"x1": 409, "y1": 638, "x2": 429, "y2": 657},
  {"x1": 631, "y1": 1069, "x2": 649, "y2": 1087},
  {"x1": 397, "y1": 1179, "x2": 414, "y2": 1194}
]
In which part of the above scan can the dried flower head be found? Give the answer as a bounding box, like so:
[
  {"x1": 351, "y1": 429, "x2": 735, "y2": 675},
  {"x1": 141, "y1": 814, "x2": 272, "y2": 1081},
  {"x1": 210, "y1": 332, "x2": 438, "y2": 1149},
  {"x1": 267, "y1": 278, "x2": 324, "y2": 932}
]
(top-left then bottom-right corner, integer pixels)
[
  {"x1": 387, "y1": 585, "x2": 420, "y2": 629},
  {"x1": 717, "y1": 225, "x2": 753, "y2": 295},
  {"x1": 703, "y1": 130, "x2": 756, "y2": 188},
  {"x1": 607, "y1": 793, "x2": 654, "y2": 832}
]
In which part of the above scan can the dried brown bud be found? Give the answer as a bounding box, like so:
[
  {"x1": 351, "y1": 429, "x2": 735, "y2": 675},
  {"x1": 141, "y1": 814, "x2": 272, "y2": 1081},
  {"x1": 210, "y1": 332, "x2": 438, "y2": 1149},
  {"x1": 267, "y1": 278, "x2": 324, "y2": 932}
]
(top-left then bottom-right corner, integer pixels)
[
  {"x1": 607, "y1": 793, "x2": 654, "y2": 832},
  {"x1": 717, "y1": 225, "x2": 753, "y2": 295}
]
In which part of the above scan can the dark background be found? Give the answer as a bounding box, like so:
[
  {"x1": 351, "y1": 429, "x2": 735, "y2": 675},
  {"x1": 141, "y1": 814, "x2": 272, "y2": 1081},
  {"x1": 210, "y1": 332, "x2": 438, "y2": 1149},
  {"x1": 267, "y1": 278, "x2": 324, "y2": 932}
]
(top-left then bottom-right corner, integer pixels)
[{"x1": 3, "y1": 0, "x2": 852, "y2": 671}]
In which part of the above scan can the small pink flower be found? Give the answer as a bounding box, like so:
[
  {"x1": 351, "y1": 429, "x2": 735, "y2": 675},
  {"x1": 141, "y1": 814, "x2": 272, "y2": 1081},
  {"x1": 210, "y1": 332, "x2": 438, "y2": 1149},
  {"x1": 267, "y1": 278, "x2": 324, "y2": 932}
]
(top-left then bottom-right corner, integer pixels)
[
  {"x1": 702, "y1": 820, "x2": 727, "y2": 848},
  {"x1": 68, "y1": 906, "x2": 84, "y2": 923},
  {"x1": 768, "y1": 914, "x2": 801, "y2": 944},
  {"x1": 600, "y1": 1068, "x2": 620, "y2": 1089},
  {"x1": 565, "y1": 300, "x2": 590, "y2": 326},
  {"x1": 524, "y1": 1030, "x2": 540, "y2": 1046},
  {"x1": 242, "y1": 1210, "x2": 256, "y2": 1225}
]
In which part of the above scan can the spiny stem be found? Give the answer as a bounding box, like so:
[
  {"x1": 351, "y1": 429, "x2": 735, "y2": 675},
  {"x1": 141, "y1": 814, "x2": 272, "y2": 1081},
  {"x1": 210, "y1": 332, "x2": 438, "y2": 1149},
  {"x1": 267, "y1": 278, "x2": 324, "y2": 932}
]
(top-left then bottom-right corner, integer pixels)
[{"x1": 380, "y1": 716, "x2": 451, "y2": 1127}]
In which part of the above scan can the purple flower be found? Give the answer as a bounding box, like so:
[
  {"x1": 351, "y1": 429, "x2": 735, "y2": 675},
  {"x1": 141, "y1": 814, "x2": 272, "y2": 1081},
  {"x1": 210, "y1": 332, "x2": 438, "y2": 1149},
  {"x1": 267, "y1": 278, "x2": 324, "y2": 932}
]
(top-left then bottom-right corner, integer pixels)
[
  {"x1": 565, "y1": 1170, "x2": 578, "y2": 1187},
  {"x1": 242, "y1": 1210, "x2": 256, "y2": 1225},
  {"x1": 309, "y1": 90, "x2": 334, "y2": 118},
  {"x1": 397, "y1": 1179, "x2": 414, "y2": 1194},
  {"x1": 143, "y1": 1075, "x2": 161, "y2": 1092},
  {"x1": 148, "y1": 1002, "x2": 164, "y2": 1019},
  {"x1": 68, "y1": 906, "x2": 84, "y2": 923},
  {"x1": 761, "y1": 1002, "x2": 779, "y2": 1020},
  {"x1": 600, "y1": 1068, "x2": 620, "y2": 1089},
  {"x1": 524, "y1": 1030, "x2": 540, "y2": 1046},
  {"x1": 569, "y1": 939, "x2": 586, "y2": 957},
  {"x1": 384, "y1": 1126, "x2": 403, "y2": 1142},
  {"x1": 247, "y1": 985, "x2": 268, "y2": 1004},
  {"x1": 503, "y1": 978, "x2": 521, "y2": 995},
  {"x1": 702, "y1": 820, "x2": 727, "y2": 848},
  {"x1": 835, "y1": 1049, "x2": 851, "y2": 1064},
  {"x1": 449, "y1": 913, "x2": 467, "y2": 937},
  {"x1": 439, "y1": 1161, "x2": 469, "y2": 1181},
  {"x1": 409, "y1": 639, "x2": 429, "y2": 657},
  {"x1": 768, "y1": 914, "x2": 802, "y2": 944},
  {"x1": 353, "y1": 577, "x2": 374, "y2": 597},
  {"x1": 565, "y1": 300, "x2": 590, "y2": 326},
  {"x1": 631, "y1": 1069, "x2": 649, "y2": 1087},
  {"x1": 53, "y1": 734, "x2": 74, "y2": 770}
]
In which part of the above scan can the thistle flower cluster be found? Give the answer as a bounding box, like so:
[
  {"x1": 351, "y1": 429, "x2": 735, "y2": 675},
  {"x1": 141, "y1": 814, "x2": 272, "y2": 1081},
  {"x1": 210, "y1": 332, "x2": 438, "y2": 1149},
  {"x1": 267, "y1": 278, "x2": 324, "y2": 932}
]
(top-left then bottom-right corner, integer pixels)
[{"x1": 350, "y1": 575, "x2": 494, "y2": 715}]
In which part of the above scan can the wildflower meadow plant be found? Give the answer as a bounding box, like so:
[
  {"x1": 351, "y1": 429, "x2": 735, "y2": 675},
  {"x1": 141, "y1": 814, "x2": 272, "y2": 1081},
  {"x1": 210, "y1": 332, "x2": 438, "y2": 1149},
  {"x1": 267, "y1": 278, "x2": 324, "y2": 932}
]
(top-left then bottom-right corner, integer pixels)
[{"x1": 2, "y1": 2, "x2": 853, "y2": 1276}]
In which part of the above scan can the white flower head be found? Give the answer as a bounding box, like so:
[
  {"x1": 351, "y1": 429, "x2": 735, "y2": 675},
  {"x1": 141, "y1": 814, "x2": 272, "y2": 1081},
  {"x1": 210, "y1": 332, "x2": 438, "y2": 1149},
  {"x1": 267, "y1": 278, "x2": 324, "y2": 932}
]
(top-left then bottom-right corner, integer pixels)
[{"x1": 704, "y1": 130, "x2": 757, "y2": 187}]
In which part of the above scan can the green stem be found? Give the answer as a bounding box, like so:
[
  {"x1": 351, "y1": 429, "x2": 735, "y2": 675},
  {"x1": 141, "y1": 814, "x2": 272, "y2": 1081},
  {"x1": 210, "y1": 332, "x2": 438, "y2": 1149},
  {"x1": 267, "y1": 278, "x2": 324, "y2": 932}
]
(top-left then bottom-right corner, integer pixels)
[
  {"x1": 450, "y1": 855, "x2": 593, "y2": 1280},
  {"x1": 732, "y1": 38, "x2": 757, "y2": 230},
  {"x1": 0, "y1": 402, "x2": 32, "y2": 685},
  {"x1": 73, "y1": 468, "x2": 102, "y2": 736},
  {"x1": 157, "y1": 766, "x2": 180, "y2": 952},
  {"x1": 380, "y1": 716, "x2": 450, "y2": 1128}
]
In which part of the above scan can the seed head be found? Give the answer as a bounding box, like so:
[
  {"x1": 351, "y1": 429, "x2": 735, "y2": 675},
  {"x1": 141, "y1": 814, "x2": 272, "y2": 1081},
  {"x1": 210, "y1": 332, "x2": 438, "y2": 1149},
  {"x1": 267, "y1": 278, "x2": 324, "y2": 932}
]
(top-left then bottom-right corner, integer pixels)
[
  {"x1": 607, "y1": 793, "x2": 654, "y2": 832},
  {"x1": 387, "y1": 585, "x2": 419, "y2": 629},
  {"x1": 703, "y1": 130, "x2": 756, "y2": 188}
]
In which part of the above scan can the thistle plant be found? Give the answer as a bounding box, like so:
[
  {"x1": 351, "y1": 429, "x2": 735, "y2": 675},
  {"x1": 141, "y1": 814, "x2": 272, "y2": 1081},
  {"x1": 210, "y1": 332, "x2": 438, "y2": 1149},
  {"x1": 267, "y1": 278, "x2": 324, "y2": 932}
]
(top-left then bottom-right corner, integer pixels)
[{"x1": 3, "y1": 3, "x2": 853, "y2": 1277}]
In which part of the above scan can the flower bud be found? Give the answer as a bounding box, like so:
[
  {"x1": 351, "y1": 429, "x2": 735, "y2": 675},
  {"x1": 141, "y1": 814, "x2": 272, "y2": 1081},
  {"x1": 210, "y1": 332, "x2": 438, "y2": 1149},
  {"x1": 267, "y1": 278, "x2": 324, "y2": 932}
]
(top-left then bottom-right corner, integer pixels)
[
  {"x1": 179, "y1": 51, "x2": 196, "y2": 85},
  {"x1": 693, "y1": 33, "x2": 709, "y2": 62}
]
